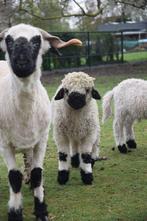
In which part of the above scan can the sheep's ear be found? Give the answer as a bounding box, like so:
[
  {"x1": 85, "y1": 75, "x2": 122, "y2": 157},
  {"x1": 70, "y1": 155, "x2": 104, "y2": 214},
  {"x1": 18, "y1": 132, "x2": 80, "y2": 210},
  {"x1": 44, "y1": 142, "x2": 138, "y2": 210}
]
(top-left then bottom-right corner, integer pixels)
[
  {"x1": 92, "y1": 88, "x2": 101, "y2": 100},
  {"x1": 39, "y1": 28, "x2": 82, "y2": 49},
  {"x1": 54, "y1": 88, "x2": 65, "y2": 100}
]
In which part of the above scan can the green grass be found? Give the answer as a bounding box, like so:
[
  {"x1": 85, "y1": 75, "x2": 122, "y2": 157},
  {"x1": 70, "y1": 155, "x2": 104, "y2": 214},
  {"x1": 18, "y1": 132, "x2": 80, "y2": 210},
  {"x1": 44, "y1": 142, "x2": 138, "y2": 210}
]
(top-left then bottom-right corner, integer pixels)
[
  {"x1": 124, "y1": 51, "x2": 147, "y2": 62},
  {"x1": 1, "y1": 68, "x2": 147, "y2": 221}
]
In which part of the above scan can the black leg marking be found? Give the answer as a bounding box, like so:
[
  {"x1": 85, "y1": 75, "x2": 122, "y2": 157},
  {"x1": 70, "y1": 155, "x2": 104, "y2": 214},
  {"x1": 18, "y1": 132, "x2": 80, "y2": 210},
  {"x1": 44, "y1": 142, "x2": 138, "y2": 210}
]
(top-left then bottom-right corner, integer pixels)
[
  {"x1": 8, "y1": 170, "x2": 23, "y2": 193},
  {"x1": 31, "y1": 168, "x2": 42, "y2": 189},
  {"x1": 80, "y1": 169, "x2": 93, "y2": 185},
  {"x1": 57, "y1": 170, "x2": 69, "y2": 185},
  {"x1": 8, "y1": 208, "x2": 23, "y2": 221},
  {"x1": 81, "y1": 153, "x2": 92, "y2": 164},
  {"x1": 34, "y1": 197, "x2": 48, "y2": 221},
  {"x1": 118, "y1": 144, "x2": 128, "y2": 154},
  {"x1": 91, "y1": 159, "x2": 95, "y2": 168},
  {"x1": 59, "y1": 152, "x2": 67, "y2": 161},
  {"x1": 71, "y1": 153, "x2": 80, "y2": 168},
  {"x1": 127, "y1": 139, "x2": 137, "y2": 149}
]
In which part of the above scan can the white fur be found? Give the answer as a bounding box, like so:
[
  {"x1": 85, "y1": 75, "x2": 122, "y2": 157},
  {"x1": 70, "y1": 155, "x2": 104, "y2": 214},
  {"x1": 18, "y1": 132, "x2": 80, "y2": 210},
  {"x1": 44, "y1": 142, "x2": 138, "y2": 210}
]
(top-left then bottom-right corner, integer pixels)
[
  {"x1": 52, "y1": 72, "x2": 100, "y2": 182},
  {"x1": 102, "y1": 78, "x2": 147, "y2": 148},
  {"x1": 0, "y1": 24, "x2": 51, "y2": 215}
]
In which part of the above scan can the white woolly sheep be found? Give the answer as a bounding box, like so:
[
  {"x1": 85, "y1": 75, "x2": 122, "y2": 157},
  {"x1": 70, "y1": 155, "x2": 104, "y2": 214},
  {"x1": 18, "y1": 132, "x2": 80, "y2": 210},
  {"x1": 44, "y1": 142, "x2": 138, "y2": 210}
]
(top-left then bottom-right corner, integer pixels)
[
  {"x1": 102, "y1": 78, "x2": 147, "y2": 154},
  {"x1": 51, "y1": 72, "x2": 101, "y2": 185},
  {"x1": 0, "y1": 23, "x2": 82, "y2": 221}
]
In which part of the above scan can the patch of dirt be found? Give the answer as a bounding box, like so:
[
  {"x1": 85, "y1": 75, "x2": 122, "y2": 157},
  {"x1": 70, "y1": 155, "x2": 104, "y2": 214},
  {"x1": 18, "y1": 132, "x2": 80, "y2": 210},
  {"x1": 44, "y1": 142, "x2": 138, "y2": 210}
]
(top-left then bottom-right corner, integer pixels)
[{"x1": 41, "y1": 61, "x2": 147, "y2": 84}]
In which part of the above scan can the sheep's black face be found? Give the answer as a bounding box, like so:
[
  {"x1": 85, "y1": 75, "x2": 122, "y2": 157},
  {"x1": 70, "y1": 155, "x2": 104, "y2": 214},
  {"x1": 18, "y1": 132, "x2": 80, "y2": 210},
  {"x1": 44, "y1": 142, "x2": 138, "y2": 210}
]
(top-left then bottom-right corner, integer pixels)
[
  {"x1": 67, "y1": 92, "x2": 86, "y2": 110},
  {"x1": 5, "y1": 35, "x2": 41, "y2": 78}
]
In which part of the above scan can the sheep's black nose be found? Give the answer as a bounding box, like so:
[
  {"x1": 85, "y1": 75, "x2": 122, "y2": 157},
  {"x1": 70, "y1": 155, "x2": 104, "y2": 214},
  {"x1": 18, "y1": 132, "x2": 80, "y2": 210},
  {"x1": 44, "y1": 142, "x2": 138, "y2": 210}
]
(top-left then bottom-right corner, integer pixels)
[{"x1": 68, "y1": 92, "x2": 86, "y2": 110}]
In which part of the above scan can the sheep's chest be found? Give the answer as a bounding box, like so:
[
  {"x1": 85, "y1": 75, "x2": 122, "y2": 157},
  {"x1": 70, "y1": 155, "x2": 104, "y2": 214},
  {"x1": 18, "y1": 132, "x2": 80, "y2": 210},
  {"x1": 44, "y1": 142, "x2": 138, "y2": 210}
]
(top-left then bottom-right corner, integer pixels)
[
  {"x1": 0, "y1": 95, "x2": 50, "y2": 150},
  {"x1": 59, "y1": 111, "x2": 92, "y2": 139}
]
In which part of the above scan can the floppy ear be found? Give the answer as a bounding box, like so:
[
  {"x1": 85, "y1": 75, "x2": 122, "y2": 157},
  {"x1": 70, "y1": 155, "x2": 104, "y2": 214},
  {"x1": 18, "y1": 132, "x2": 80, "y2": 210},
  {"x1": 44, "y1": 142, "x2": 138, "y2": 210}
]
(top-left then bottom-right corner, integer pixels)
[
  {"x1": 92, "y1": 88, "x2": 101, "y2": 100},
  {"x1": 39, "y1": 28, "x2": 82, "y2": 49},
  {"x1": 54, "y1": 88, "x2": 65, "y2": 100}
]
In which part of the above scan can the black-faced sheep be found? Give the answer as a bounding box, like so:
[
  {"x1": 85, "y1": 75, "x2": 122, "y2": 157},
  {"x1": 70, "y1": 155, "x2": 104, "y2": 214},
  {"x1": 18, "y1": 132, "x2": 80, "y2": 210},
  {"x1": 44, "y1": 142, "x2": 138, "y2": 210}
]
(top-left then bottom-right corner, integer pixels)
[
  {"x1": 0, "y1": 23, "x2": 82, "y2": 221},
  {"x1": 51, "y1": 72, "x2": 101, "y2": 185}
]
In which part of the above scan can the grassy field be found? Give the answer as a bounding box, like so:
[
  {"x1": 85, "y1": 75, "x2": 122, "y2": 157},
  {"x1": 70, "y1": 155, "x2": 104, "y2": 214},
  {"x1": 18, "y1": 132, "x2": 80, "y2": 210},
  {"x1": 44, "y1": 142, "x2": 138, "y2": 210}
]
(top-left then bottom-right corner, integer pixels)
[
  {"x1": 124, "y1": 51, "x2": 147, "y2": 62},
  {"x1": 1, "y1": 65, "x2": 147, "y2": 221}
]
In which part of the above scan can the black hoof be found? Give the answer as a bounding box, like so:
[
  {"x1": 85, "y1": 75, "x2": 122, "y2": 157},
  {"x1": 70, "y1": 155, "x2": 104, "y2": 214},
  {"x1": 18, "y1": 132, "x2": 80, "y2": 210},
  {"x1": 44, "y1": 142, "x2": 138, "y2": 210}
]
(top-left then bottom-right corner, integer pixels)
[
  {"x1": 71, "y1": 153, "x2": 80, "y2": 168},
  {"x1": 34, "y1": 197, "x2": 48, "y2": 221},
  {"x1": 127, "y1": 139, "x2": 137, "y2": 149},
  {"x1": 80, "y1": 169, "x2": 93, "y2": 185},
  {"x1": 8, "y1": 208, "x2": 23, "y2": 221},
  {"x1": 118, "y1": 144, "x2": 128, "y2": 154},
  {"x1": 57, "y1": 170, "x2": 69, "y2": 185}
]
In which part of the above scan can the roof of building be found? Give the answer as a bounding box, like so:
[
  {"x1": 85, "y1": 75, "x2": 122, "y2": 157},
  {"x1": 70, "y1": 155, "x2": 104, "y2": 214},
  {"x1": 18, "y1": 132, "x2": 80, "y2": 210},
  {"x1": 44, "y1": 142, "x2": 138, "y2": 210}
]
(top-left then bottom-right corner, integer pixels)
[{"x1": 97, "y1": 21, "x2": 147, "y2": 32}]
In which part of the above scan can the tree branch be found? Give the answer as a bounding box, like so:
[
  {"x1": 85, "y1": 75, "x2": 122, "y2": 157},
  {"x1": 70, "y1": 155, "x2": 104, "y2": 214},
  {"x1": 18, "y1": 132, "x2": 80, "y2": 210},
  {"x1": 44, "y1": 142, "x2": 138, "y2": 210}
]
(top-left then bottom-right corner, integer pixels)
[{"x1": 115, "y1": 0, "x2": 147, "y2": 9}]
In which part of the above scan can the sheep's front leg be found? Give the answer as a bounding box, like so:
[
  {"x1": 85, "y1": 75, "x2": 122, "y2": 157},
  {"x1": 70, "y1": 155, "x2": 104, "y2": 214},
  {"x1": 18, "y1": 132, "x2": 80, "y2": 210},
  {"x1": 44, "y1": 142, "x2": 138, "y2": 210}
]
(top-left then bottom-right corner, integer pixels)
[
  {"x1": 3, "y1": 147, "x2": 23, "y2": 221},
  {"x1": 79, "y1": 141, "x2": 93, "y2": 185},
  {"x1": 56, "y1": 136, "x2": 70, "y2": 185},
  {"x1": 31, "y1": 138, "x2": 49, "y2": 221}
]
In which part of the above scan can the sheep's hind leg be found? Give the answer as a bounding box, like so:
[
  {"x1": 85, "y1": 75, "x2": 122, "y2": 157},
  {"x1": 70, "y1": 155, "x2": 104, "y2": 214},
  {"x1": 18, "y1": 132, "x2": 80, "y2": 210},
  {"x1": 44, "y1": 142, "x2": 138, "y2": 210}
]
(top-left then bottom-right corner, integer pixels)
[
  {"x1": 3, "y1": 147, "x2": 23, "y2": 221},
  {"x1": 23, "y1": 149, "x2": 33, "y2": 184},
  {"x1": 113, "y1": 119, "x2": 127, "y2": 153},
  {"x1": 124, "y1": 118, "x2": 136, "y2": 149},
  {"x1": 91, "y1": 139, "x2": 100, "y2": 168},
  {"x1": 70, "y1": 140, "x2": 80, "y2": 168},
  {"x1": 57, "y1": 137, "x2": 70, "y2": 185},
  {"x1": 31, "y1": 136, "x2": 49, "y2": 221}
]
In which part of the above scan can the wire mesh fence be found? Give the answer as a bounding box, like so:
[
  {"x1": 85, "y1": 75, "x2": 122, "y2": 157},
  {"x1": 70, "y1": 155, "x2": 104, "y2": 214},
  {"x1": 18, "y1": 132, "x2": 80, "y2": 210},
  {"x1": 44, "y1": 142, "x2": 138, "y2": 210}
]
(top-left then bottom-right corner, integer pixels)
[{"x1": 0, "y1": 31, "x2": 147, "y2": 71}]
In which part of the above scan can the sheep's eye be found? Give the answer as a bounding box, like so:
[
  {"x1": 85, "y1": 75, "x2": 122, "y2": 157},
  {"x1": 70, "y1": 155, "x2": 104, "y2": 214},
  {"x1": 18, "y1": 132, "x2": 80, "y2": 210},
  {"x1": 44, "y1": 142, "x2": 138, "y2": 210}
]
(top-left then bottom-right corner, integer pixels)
[
  {"x1": 64, "y1": 89, "x2": 68, "y2": 94},
  {"x1": 86, "y1": 88, "x2": 90, "y2": 93}
]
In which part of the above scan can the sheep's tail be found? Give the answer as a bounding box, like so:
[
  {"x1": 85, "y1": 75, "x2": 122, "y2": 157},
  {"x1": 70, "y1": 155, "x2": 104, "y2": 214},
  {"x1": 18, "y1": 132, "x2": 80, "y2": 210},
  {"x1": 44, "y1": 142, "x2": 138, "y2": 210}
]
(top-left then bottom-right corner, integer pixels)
[{"x1": 102, "y1": 90, "x2": 114, "y2": 123}]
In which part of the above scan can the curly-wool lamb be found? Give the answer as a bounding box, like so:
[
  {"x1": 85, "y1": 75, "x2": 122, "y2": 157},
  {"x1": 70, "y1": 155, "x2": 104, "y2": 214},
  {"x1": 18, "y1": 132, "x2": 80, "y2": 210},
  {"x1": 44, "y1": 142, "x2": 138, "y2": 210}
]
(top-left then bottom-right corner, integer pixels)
[
  {"x1": 102, "y1": 78, "x2": 147, "y2": 154},
  {"x1": 0, "y1": 23, "x2": 82, "y2": 221},
  {"x1": 52, "y1": 72, "x2": 101, "y2": 185}
]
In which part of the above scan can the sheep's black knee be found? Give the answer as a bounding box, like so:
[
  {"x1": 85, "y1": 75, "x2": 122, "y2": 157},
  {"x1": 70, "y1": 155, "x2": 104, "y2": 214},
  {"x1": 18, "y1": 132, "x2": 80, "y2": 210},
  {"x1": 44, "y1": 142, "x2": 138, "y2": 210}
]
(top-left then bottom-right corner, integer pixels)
[
  {"x1": 80, "y1": 169, "x2": 93, "y2": 185},
  {"x1": 8, "y1": 208, "x2": 23, "y2": 221},
  {"x1": 8, "y1": 170, "x2": 23, "y2": 193},
  {"x1": 118, "y1": 144, "x2": 128, "y2": 154},
  {"x1": 30, "y1": 167, "x2": 42, "y2": 189},
  {"x1": 127, "y1": 139, "x2": 137, "y2": 149},
  {"x1": 81, "y1": 153, "x2": 92, "y2": 164},
  {"x1": 57, "y1": 170, "x2": 69, "y2": 185},
  {"x1": 59, "y1": 152, "x2": 67, "y2": 161},
  {"x1": 71, "y1": 153, "x2": 80, "y2": 168},
  {"x1": 34, "y1": 197, "x2": 48, "y2": 220}
]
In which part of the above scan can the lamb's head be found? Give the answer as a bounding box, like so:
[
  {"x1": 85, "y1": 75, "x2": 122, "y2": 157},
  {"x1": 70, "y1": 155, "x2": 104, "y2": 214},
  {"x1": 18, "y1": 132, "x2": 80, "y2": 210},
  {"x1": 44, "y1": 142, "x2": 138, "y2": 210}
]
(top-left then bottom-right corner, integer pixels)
[
  {"x1": 54, "y1": 72, "x2": 101, "y2": 110},
  {"x1": 0, "y1": 24, "x2": 82, "y2": 78}
]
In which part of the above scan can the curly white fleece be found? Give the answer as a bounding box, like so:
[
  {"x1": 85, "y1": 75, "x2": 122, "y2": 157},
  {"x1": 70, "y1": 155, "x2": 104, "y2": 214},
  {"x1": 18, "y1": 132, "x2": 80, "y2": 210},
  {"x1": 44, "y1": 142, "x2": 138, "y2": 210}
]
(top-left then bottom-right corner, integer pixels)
[{"x1": 52, "y1": 72, "x2": 100, "y2": 175}]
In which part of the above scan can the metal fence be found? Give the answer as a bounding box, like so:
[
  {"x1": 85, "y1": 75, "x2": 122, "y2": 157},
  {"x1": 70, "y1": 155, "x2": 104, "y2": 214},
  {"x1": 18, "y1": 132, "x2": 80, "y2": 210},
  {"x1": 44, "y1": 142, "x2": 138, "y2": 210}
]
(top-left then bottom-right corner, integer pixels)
[{"x1": 0, "y1": 31, "x2": 147, "y2": 70}]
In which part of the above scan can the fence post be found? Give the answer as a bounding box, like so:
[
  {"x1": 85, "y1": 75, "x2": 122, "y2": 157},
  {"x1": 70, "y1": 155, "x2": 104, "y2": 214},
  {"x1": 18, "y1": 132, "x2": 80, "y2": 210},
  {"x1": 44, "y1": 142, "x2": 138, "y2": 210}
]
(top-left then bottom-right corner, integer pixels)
[
  {"x1": 87, "y1": 32, "x2": 91, "y2": 67},
  {"x1": 120, "y1": 31, "x2": 124, "y2": 62}
]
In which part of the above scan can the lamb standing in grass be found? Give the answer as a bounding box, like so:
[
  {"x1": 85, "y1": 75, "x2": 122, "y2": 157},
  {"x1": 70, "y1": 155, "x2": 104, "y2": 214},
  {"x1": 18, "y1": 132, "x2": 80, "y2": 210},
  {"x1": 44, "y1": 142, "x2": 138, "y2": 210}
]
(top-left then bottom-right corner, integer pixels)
[
  {"x1": 102, "y1": 78, "x2": 147, "y2": 154},
  {"x1": 0, "y1": 23, "x2": 82, "y2": 221},
  {"x1": 52, "y1": 72, "x2": 101, "y2": 185}
]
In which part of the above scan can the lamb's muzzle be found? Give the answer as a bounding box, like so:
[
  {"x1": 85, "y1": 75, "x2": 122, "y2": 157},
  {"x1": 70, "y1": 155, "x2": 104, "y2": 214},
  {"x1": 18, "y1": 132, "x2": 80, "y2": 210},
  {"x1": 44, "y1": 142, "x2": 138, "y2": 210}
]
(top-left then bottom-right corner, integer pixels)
[{"x1": 67, "y1": 91, "x2": 86, "y2": 109}]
